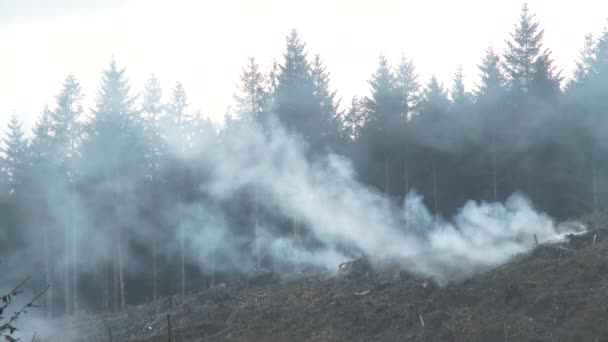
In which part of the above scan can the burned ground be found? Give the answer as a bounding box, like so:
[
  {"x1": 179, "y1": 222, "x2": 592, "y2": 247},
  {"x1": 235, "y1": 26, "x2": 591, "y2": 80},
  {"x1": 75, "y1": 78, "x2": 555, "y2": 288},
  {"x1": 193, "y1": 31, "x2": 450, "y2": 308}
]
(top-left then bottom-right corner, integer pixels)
[{"x1": 71, "y1": 212, "x2": 608, "y2": 342}]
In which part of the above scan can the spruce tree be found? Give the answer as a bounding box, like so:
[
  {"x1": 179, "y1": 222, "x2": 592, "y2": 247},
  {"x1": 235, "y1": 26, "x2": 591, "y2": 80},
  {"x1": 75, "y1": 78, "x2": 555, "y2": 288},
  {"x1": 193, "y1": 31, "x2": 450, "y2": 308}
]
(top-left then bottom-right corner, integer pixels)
[
  {"x1": 234, "y1": 57, "x2": 268, "y2": 123},
  {"x1": 395, "y1": 54, "x2": 420, "y2": 118},
  {"x1": 1, "y1": 114, "x2": 28, "y2": 199},
  {"x1": 504, "y1": 3, "x2": 545, "y2": 95}
]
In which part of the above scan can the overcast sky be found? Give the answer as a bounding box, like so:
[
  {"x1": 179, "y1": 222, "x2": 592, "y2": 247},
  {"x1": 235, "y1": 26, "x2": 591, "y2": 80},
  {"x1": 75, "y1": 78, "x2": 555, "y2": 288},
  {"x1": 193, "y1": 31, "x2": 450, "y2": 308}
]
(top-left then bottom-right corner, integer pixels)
[{"x1": 1, "y1": 0, "x2": 607, "y2": 134}]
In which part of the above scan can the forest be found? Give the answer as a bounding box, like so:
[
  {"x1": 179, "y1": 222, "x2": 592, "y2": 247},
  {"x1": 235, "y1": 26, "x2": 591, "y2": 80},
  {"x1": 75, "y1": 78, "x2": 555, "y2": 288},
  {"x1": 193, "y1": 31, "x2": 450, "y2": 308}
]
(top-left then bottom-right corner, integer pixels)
[{"x1": 1, "y1": 3, "x2": 608, "y2": 319}]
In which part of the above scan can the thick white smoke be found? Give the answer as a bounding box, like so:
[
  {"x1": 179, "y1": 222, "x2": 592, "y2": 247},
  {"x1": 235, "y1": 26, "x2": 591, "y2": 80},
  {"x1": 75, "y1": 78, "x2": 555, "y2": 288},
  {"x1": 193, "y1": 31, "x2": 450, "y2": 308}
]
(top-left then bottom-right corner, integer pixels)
[{"x1": 173, "y1": 117, "x2": 574, "y2": 283}]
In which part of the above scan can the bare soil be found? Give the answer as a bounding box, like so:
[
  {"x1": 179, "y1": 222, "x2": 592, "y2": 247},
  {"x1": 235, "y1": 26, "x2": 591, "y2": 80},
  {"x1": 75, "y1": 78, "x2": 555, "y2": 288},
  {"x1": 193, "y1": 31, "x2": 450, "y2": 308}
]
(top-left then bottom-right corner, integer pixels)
[{"x1": 72, "y1": 212, "x2": 608, "y2": 341}]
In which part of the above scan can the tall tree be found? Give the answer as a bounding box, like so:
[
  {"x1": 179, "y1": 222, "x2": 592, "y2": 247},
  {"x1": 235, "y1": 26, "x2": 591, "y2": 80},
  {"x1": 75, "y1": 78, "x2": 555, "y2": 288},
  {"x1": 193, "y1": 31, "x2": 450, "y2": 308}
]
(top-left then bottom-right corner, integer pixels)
[
  {"x1": 49, "y1": 74, "x2": 85, "y2": 315},
  {"x1": 311, "y1": 54, "x2": 341, "y2": 145},
  {"x1": 28, "y1": 108, "x2": 55, "y2": 316},
  {"x1": 273, "y1": 30, "x2": 326, "y2": 149},
  {"x1": 165, "y1": 80, "x2": 192, "y2": 298},
  {"x1": 342, "y1": 96, "x2": 366, "y2": 142},
  {"x1": 234, "y1": 57, "x2": 268, "y2": 123},
  {"x1": 503, "y1": 3, "x2": 545, "y2": 95},
  {"x1": 140, "y1": 74, "x2": 164, "y2": 301},
  {"x1": 450, "y1": 65, "x2": 471, "y2": 107},
  {"x1": 85, "y1": 58, "x2": 142, "y2": 312},
  {"x1": 395, "y1": 54, "x2": 420, "y2": 118},
  {"x1": 476, "y1": 47, "x2": 507, "y2": 201},
  {"x1": 1, "y1": 114, "x2": 28, "y2": 200},
  {"x1": 359, "y1": 55, "x2": 403, "y2": 194}
]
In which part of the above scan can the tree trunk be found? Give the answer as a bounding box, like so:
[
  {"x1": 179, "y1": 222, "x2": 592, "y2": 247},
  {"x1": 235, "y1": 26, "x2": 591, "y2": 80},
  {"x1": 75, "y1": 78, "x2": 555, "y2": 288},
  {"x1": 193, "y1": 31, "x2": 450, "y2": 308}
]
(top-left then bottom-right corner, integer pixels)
[
  {"x1": 432, "y1": 163, "x2": 439, "y2": 223},
  {"x1": 254, "y1": 188, "x2": 260, "y2": 273},
  {"x1": 210, "y1": 254, "x2": 216, "y2": 287},
  {"x1": 404, "y1": 159, "x2": 409, "y2": 196},
  {"x1": 64, "y1": 228, "x2": 71, "y2": 316},
  {"x1": 43, "y1": 222, "x2": 52, "y2": 318},
  {"x1": 153, "y1": 239, "x2": 158, "y2": 301},
  {"x1": 70, "y1": 184, "x2": 78, "y2": 315},
  {"x1": 384, "y1": 159, "x2": 389, "y2": 194},
  {"x1": 492, "y1": 135, "x2": 498, "y2": 202},
  {"x1": 592, "y1": 157, "x2": 599, "y2": 213},
  {"x1": 103, "y1": 253, "x2": 108, "y2": 312},
  {"x1": 113, "y1": 230, "x2": 119, "y2": 312},
  {"x1": 292, "y1": 216, "x2": 299, "y2": 274},
  {"x1": 118, "y1": 225, "x2": 125, "y2": 310},
  {"x1": 180, "y1": 222, "x2": 185, "y2": 297}
]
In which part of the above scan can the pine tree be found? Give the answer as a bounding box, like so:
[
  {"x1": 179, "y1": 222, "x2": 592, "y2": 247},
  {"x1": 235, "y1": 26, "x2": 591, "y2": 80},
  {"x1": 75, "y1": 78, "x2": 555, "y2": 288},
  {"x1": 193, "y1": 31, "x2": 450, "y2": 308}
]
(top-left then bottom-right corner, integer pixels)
[
  {"x1": 569, "y1": 34, "x2": 596, "y2": 89},
  {"x1": 476, "y1": 47, "x2": 505, "y2": 99},
  {"x1": 418, "y1": 76, "x2": 450, "y2": 119},
  {"x1": 28, "y1": 107, "x2": 55, "y2": 317},
  {"x1": 273, "y1": 30, "x2": 324, "y2": 148},
  {"x1": 311, "y1": 54, "x2": 341, "y2": 143},
  {"x1": 166, "y1": 81, "x2": 192, "y2": 151},
  {"x1": 234, "y1": 57, "x2": 268, "y2": 123},
  {"x1": 342, "y1": 96, "x2": 366, "y2": 141},
  {"x1": 1, "y1": 114, "x2": 28, "y2": 200},
  {"x1": 504, "y1": 3, "x2": 545, "y2": 95},
  {"x1": 395, "y1": 54, "x2": 420, "y2": 118},
  {"x1": 451, "y1": 65, "x2": 471, "y2": 107},
  {"x1": 86, "y1": 58, "x2": 142, "y2": 312},
  {"x1": 165, "y1": 80, "x2": 192, "y2": 298},
  {"x1": 140, "y1": 74, "x2": 164, "y2": 301},
  {"x1": 476, "y1": 47, "x2": 507, "y2": 201},
  {"x1": 359, "y1": 55, "x2": 404, "y2": 194}
]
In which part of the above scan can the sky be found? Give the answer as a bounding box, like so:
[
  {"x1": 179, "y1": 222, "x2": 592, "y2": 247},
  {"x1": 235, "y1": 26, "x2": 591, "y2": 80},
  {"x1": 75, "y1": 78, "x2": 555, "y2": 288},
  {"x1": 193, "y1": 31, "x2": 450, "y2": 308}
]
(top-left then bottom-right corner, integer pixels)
[{"x1": 0, "y1": 0, "x2": 607, "y2": 135}]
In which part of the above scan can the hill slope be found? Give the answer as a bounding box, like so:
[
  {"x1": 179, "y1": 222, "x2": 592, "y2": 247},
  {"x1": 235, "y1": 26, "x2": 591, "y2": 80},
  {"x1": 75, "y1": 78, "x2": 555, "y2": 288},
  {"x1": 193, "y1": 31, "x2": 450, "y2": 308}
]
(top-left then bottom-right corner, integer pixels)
[{"x1": 73, "y1": 212, "x2": 608, "y2": 342}]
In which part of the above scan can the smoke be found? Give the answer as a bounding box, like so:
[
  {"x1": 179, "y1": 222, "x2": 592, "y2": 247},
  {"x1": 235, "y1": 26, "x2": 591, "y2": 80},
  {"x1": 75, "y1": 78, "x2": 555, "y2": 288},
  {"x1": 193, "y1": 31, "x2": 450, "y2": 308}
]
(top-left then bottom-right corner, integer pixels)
[
  {"x1": 172, "y1": 117, "x2": 573, "y2": 283},
  {"x1": 2, "y1": 113, "x2": 583, "y2": 341}
]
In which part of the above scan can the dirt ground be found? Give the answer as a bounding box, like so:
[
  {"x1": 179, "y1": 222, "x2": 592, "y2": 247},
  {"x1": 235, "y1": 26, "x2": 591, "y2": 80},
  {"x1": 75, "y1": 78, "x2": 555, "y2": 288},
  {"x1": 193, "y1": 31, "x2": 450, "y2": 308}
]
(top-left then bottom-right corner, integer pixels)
[{"x1": 72, "y1": 211, "x2": 608, "y2": 342}]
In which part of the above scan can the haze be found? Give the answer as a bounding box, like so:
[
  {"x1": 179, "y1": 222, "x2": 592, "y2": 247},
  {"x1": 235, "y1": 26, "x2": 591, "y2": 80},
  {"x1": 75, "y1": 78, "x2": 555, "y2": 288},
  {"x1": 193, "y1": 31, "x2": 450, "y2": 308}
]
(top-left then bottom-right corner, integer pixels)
[{"x1": 1, "y1": 0, "x2": 607, "y2": 131}]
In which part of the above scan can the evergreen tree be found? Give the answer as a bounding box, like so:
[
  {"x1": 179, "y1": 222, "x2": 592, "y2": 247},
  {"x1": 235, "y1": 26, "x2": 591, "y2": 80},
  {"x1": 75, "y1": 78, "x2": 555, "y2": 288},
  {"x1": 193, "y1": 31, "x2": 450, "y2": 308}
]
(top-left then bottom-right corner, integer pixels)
[
  {"x1": 395, "y1": 54, "x2": 420, "y2": 118},
  {"x1": 476, "y1": 47, "x2": 505, "y2": 99},
  {"x1": 569, "y1": 34, "x2": 596, "y2": 89},
  {"x1": 358, "y1": 55, "x2": 404, "y2": 194},
  {"x1": 1, "y1": 114, "x2": 28, "y2": 198},
  {"x1": 234, "y1": 57, "x2": 268, "y2": 123},
  {"x1": 418, "y1": 76, "x2": 450, "y2": 119},
  {"x1": 140, "y1": 74, "x2": 164, "y2": 301},
  {"x1": 85, "y1": 58, "x2": 143, "y2": 312},
  {"x1": 504, "y1": 3, "x2": 545, "y2": 95},
  {"x1": 311, "y1": 54, "x2": 341, "y2": 143},
  {"x1": 273, "y1": 30, "x2": 324, "y2": 148},
  {"x1": 450, "y1": 65, "x2": 471, "y2": 107},
  {"x1": 342, "y1": 96, "x2": 366, "y2": 141}
]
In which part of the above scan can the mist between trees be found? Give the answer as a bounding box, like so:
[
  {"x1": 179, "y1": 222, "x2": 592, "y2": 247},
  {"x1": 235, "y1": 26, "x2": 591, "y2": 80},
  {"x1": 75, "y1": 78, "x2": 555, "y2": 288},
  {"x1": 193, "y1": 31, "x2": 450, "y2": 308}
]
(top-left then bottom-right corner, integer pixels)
[{"x1": 0, "y1": 3, "x2": 606, "y2": 318}]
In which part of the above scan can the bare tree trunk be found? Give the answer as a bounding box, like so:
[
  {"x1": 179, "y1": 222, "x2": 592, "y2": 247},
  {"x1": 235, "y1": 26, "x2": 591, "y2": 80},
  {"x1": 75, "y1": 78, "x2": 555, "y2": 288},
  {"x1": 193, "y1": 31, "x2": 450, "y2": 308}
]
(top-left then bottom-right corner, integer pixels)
[
  {"x1": 384, "y1": 159, "x2": 389, "y2": 194},
  {"x1": 404, "y1": 159, "x2": 409, "y2": 195},
  {"x1": 292, "y1": 216, "x2": 299, "y2": 274},
  {"x1": 103, "y1": 252, "x2": 109, "y2": 312},
  {"x1": 118, "y1": 225, "x2": 125, "y2": 310},
  {"x1": 113, "y1": 231, "x2": 119, "y2": 312},
  {"x1": 432, "y1": 163, "x2": 439, "y2": 223},
  {"x1": 153, "y1": 239, "x2": 158, "y2": 301},
  {"x1": 180, "y1": 222, "x2": 185, "y2": 297},
  {"x1": 592, "y1": 158, "x2": 599, "y2": 213},
  {"x1": 43, "y1": 223, "x2": 52, "y2": 318},
  {"x1": 70, "y1": 184, "x2": 78, "y2": 315},
  {"x1": 210, "y1": 254, "x2": 216, "y2": 287},
  {"x1": 254, "y1": 188, "x2": 260, "y2": 273},
  {"x1": 64, "y1": 229, "x2": 71, "y2": 316},
  {"x1": 492, "y1": 135, "x2": 498, "y2": 202}
]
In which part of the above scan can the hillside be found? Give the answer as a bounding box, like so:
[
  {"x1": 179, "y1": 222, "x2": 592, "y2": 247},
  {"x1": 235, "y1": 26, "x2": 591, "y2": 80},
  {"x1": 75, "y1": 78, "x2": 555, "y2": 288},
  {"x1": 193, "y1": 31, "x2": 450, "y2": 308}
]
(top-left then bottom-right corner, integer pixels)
[{"x1": 69, "y1": 212, "x2": 608, "y2": 342}]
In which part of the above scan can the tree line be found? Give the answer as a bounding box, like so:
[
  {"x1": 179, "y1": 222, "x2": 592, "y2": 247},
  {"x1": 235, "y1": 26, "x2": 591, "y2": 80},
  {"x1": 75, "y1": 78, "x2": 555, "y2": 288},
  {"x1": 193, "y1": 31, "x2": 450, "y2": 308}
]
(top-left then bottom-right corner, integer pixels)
[{"x1": 1, "y1": 3, "x2": 608, "y2": 316}]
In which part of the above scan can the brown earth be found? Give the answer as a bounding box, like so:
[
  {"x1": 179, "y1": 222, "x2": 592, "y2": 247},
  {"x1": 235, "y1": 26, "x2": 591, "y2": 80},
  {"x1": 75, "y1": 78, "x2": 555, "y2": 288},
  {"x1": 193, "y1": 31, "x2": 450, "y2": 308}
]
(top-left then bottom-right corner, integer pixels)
[{"x1": 72, "y1": 212, "x2": 608, "y2": 342}]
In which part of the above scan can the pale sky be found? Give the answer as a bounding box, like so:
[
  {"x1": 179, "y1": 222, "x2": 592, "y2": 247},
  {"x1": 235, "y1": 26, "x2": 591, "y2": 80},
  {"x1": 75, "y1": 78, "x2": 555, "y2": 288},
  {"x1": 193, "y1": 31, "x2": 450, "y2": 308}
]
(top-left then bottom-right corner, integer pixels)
[{"x1": 1, "y1": 0, "x2": 607, "y2": 135}]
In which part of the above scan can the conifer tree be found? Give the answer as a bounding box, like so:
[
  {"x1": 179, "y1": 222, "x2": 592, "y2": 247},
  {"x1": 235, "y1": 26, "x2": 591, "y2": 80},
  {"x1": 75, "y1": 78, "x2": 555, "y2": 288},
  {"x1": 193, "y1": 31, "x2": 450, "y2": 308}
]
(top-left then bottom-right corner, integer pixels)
[
  {"x1": 1, "y1": 114, "x2": 28, "y2": 200},
  {"x1": 234, "y1": 57, "x2": 268, "y2": 123}
]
